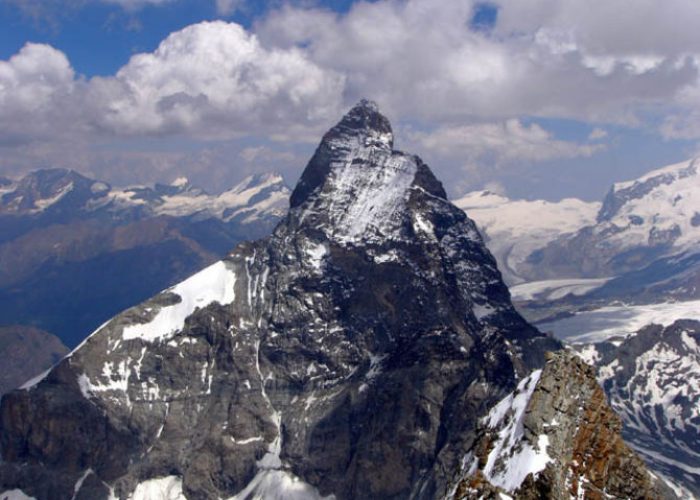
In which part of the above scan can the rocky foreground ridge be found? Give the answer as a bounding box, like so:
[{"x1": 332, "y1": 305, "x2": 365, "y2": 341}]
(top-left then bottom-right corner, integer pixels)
[
  {"x1": 0, "y1": 101, "x2": 664, "y2": 500},
  {"x1": 453, "y1": 351, "x2": 673, "y2": 499}
]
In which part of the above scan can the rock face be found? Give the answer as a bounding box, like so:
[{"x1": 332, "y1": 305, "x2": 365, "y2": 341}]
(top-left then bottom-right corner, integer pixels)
[
  {"x1": 578, "y1": 320, "x2": 700, "y2": 497},
  {"x1": 0, "y1": 169, "x2": 290, "y2": 347},
  {"x1": 0, "y1": 326, "x2": 68, "y2": 396},
  {"x1": 453, "y1": 351, "x2": 674, "y2": 499},
  {"x1": 0, "y1": 101, "x2": 560, "y2": 499}
]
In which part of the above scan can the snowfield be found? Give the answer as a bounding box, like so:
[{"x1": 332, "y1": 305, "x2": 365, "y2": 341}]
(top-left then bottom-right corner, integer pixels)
[
  {"x1": 454, "y1": 190, "x2": 599, "y2": 284},
  {"x1": 122, "y1": 261, "x2": 237, "y2": 342}
]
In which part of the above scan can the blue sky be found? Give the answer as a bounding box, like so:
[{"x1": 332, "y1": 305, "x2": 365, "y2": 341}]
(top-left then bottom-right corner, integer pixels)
[{"x1": 1, "y1": 0, "x2": 699, "y2": 201}]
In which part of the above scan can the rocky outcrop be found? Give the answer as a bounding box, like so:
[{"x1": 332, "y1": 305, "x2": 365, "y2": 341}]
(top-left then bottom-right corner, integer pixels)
[
  {"x1": 453, "y1": 351, "x2": 674, "y2": 499},
  {"x1": 0, "y1": 101, "x2": 559, "y2": 499}
]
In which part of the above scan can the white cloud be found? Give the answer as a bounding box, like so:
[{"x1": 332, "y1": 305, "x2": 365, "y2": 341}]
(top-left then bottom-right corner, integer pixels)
[
  {"x1": 0, "y1": 22, "x2": 345, "y2": 146},
  {"x1": 87, "y1": 21, "x2": 345, "y2": 139},
  {"x1": 411, "y1": 120, "x2": 604, "y2": 165},
  {"x1": 588, "y1": 128, "x2": 608, "y2": 141},
  {"x1": 215, "y1": 0, "x2": 243, "y2": 16},
  {"x1": 0, "y1": 43, "x2": 83, "y2": 144},
  {"x1": 255, "y1": 0, "x2": 700, "y2": 124}
]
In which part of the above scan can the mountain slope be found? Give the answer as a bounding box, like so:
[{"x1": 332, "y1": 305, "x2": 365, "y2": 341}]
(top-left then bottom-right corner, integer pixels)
[
  {"x1": 0, "y1": 101, "x2": 560, "y2": 500},
  {"x1": 0, "y1": 326, "x2": 68, "y2": 396},
  {"x1": 0, "y1": 170, "x2": 290, "y2": 347},
  {"x1": 525, "y1": 158, "x2": 700, "y2": 290}
]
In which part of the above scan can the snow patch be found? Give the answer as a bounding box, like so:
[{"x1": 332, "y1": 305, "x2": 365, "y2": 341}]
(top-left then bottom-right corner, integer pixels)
[
  {"x1": 0, "y1": 490, "x2": 36, "y2": 500},
  {"x1": 72, "y1": 469, "x2": 93, "y2": 500},
  {"x1": 33, "y1": 181, "x2": 74, "y2": 211},
  {"x1": 228, "y1": 470, "x2": 333, "y2": 500},
  {"x1": 123, "y1": 261, "x2": 236, "y2": 342},
  {"x1": 481, "y1": 370, "x2": 552, "y2": 492},
  {"x1": 305, "y1": 242, "x2": 328, "y2": 271},
  {"x1": 128, "y1": 476, "x2": 186, "y2": 500},
  {"x1": 413, "y1": 213, "x2": 434, "y2": 237},
  {"x1": 20, "y1": 368, "x2": 52, "y2": 390}
]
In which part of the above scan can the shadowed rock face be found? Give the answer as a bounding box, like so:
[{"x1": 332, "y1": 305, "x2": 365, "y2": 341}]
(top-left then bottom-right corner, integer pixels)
[
  {"x1": 453, "y1": 352, "x2": 675, "y2": 500},
  {"x1": 0, "y1": 101, "x2": 561, "y2": 499}
]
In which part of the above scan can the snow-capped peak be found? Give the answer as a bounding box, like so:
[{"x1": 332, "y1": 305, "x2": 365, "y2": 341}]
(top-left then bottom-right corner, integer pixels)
[
  {"x1": 594, "y1": 158, "x2": 700, "y2": 252},
  {"x1": 289, "y1": 99, "x2": 446, "y2": 245},
  {"x1": 170, "y1": 176, "x2": 189, "y2": 188}
]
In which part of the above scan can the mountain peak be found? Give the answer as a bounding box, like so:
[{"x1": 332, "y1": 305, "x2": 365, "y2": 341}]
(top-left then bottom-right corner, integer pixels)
[
  {"x1": 330, "y1": 98, "x2": 393, "y2": 148},
  {"x1": 289, "y1": 100, "x2": 448, "y2": 246}
]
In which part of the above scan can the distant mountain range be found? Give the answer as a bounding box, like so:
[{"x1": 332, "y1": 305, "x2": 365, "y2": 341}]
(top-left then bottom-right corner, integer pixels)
[
  {"x1": 457, "y1": 158, "x2": 700, "y2": 325},
  {"x1": 0, "y1": 168, "x2": 290, "y2": 350}
]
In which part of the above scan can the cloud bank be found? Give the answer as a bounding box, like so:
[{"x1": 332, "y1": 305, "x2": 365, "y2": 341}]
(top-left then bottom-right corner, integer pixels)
[{"x1": 2, "y1": 0, "x2": 700, "y2": 192}]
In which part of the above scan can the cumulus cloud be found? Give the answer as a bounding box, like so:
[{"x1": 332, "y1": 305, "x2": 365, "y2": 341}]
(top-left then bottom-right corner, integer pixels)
[
  {"x1": 410, "y1": 120, "x2": 604, "y2": 165},
  {"x1": 255, "y1": 0, "x2": 700, "y2": 124},
  {"x1": 0, "y1": 43, "x2": 84, "y2": 144},
  {"x1": 0, "y1": 22, "x2": 345, "y2": 144},
  {"x1": 87, "y1": 21, "x2": 345, "y2": 139},
  {"x1": 4, "y1": 0, "x2": 700, "y2": 189}
]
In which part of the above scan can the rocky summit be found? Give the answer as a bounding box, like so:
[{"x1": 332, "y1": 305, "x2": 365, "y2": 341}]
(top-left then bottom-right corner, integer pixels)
[{"x1": 0, "y1": 101, "x2": 657, "y2": 500}]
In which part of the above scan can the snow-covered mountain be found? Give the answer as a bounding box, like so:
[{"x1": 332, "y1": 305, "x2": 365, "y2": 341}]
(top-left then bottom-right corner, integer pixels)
[
  {"x1": 0, "y1": 169, "x2": 290, "y2": 348},
  {"x1": 455, "y1": 159, "x2": 700, "y2": 304},
  {"x1": 574, "y1": 320, "x2": 700, "y2": 498},
  {"x1": 525, "y1": 159, "x2": 700, "y2": 295},
  {"x1": 0, "y1": 101, "x2": 663, "y2": 500},
  {"x1": 453, "y1": 191, "x2": 599, "y2": 285},
  {"x1": 0, "y1": 169, "x2": 289, "y2": 225}
]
